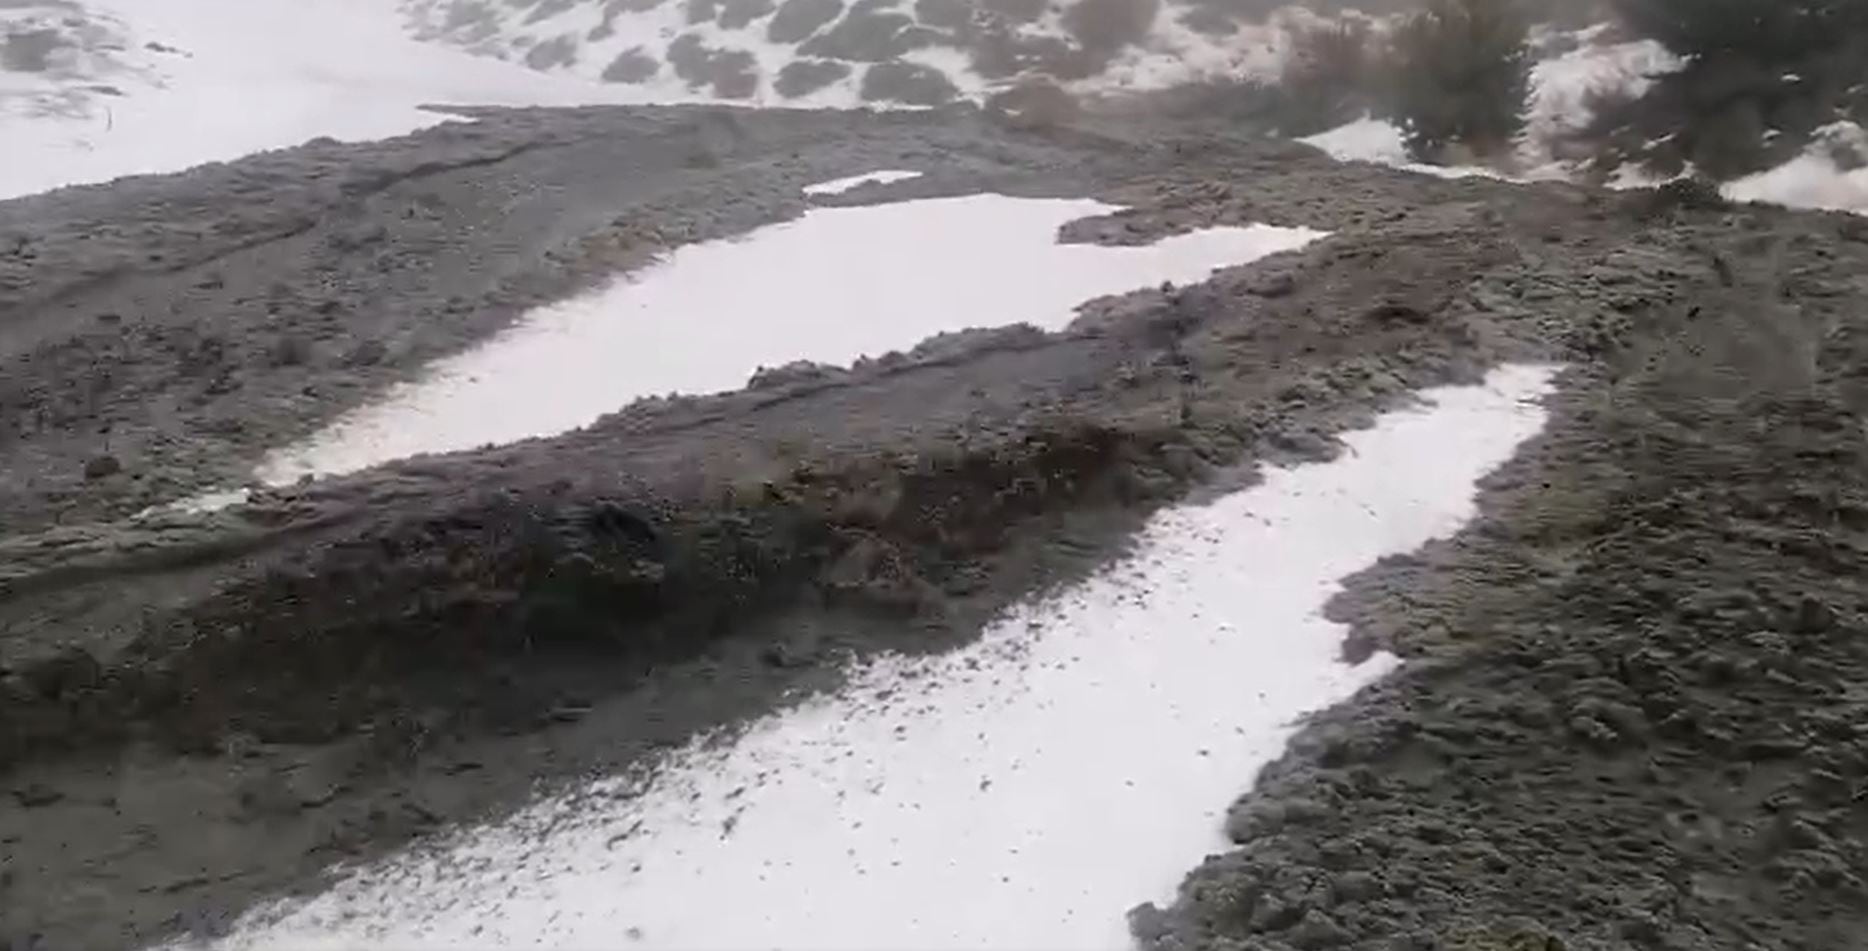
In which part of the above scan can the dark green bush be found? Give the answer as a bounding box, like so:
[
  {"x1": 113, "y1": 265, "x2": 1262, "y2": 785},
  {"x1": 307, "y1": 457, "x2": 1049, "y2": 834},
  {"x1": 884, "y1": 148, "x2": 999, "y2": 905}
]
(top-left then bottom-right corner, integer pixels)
[
  {"x1": 1592, "y1": 0, "x2": 1868, "y2": 179},
  {"x1": 1274, "y1": 20, "x2": 1383, "y2": 136},
  {"x1": 1613, "y1": 0, "x2": 1867, "y2": 63},
  {"x1": 1389, "y1": 0, "x2": 1532, "y2": 162}
]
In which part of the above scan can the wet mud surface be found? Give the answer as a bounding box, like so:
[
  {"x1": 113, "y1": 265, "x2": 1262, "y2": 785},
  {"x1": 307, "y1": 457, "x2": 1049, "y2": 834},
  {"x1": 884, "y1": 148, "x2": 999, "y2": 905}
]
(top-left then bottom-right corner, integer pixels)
[
  {"x1": 1137, "y1": 194, "x2": 1868, "y2": 947},
  {"x1": 4, "y1": 103, "x2": 1868, "y2": 949}
]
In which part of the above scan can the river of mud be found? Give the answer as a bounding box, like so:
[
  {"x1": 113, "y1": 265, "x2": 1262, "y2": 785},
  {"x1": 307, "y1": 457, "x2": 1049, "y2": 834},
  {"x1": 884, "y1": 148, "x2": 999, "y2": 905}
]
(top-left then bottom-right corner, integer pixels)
[{"x1": 5, "y1": 104, "x2": 1868, "y2": 950}]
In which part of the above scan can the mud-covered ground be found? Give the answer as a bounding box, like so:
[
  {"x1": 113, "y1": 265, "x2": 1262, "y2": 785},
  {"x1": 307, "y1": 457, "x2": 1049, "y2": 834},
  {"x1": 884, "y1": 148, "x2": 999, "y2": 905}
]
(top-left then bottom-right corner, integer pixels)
[
  {"x1": 1136, "y1": 197, "x2": 1868, "y2": 947},
  {"x1": 4, "y1": 102, "x2": 1868, "y2": 950}
]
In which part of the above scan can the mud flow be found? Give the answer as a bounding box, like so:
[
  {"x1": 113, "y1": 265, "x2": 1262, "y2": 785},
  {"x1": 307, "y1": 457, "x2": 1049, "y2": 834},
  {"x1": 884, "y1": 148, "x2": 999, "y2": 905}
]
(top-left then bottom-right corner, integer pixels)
[{"x1": 4, "y1": 103, "x2": 1868, "y2": 951}]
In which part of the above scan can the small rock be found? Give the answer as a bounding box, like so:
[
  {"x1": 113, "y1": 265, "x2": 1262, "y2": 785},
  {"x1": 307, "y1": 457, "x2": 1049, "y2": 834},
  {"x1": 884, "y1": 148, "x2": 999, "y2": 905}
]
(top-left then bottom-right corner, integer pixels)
[
  {"x1": 1794, "y1": 597, "x2": 1836, "y2": 634},
  {"x1": 83, "y1": 454, "x2": 122, "y2": 480},
  {"x1": 1289, "y1": 909, "x2": 1352, "y2": 949},
  {"x1": 749, "y1": 359, "x2": 840, "y2": 390},
  {"x1": 1127, "y1": 902, "x2": 1172, "y2": 943},
  {"x1": 1331, "y1": 870, "x2": 1379, "y2": 903},
  {"x1": 758, "y1": 644, "x2": 806, "y2": 668},
  {"x1": 1364, "y1": 301, "x2": 1430, "y2": 325},
  {"x1": 12, "y1": 784, "x2": 63, "y2": 808},
  {"x1": 268, "y1": 335, "x2": 312, "y2": 367},
  {"x1": 346, "y1": 339, "x2": 387, "y2": 366},
  {"x1": 1250, "y1": 272, "x2": 1298, "y2": 298}
]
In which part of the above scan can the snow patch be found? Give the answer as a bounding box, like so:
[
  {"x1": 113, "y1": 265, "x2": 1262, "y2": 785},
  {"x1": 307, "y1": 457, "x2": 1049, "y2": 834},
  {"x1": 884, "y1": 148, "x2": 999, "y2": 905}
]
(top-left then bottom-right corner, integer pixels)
[
  {"x1": 131, "y1": 488, "x2": 253, "y2": 521},
  {"x1": 1297, "y1": 117, "x2": 1500, "y2": 181},
  {"x1": 257, "y1": 195, "x2": 1324, "y2": 484},
  {"x1": 185, "y1": 363, "x2": 1556, "y2": 951},
  {"x1": 1724, "y1": 121, "x2": 1868, "y2": 215},
  {"x1": 801, "y1": 169, "x2": 924, "y2": 195},
  {"x1": 1298, "y1": 115, "x2": 1408, "y2": 165},
  {"x1": 1520, "y1": 34, "x2": 1682, "y2": 175}
]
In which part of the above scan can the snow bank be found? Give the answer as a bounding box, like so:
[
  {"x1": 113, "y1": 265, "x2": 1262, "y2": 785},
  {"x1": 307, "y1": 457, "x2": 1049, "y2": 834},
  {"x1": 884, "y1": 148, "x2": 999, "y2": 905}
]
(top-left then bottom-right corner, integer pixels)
[
  {"x1": 185, "y1": 364, "x2": 1556, "y2": 951},
  {"x1": 1725, "y1": 122, "x2": 1868, "y2": 215}
]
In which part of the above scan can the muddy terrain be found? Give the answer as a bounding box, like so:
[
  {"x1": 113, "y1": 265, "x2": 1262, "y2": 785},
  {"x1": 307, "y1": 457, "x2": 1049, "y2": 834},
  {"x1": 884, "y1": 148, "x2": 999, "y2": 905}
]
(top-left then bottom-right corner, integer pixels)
[
  {"x1": 1136, "y1": 188, "x2": 1868, "y2": 948},
  {"x1": 4, "y1": 103, "x2": 1868, "y2": 949}
]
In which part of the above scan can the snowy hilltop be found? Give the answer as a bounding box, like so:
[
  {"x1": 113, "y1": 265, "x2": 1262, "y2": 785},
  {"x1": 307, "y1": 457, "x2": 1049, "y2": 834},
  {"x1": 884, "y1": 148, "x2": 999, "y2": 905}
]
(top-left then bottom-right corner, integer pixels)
[{"x1": 3, "y1": 0, "x2": 1863, "y2": 211}]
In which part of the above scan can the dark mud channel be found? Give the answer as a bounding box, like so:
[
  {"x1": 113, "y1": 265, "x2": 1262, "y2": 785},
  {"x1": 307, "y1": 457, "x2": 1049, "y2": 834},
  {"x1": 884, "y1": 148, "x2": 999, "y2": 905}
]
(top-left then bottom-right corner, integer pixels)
[{"x1": 4, "y1": 104, "x2": 1868, "y2": 950}]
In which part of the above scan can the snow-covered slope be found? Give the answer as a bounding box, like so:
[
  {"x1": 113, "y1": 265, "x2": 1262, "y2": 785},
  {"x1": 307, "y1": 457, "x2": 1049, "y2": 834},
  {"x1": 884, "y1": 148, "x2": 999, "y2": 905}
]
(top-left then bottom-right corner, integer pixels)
[
  {"x1": 396, "y1": 0, "x2": 1329, "y2": 107},
  {"x1": 6, "y1": 1, "x2": 1859, "y2": 215},
  {"x1": 0, "y1": 0, "x2": 1332, "y2": 197},
  {"x1": 0, "y1": 0, "x2": 636, "y2": 198}
]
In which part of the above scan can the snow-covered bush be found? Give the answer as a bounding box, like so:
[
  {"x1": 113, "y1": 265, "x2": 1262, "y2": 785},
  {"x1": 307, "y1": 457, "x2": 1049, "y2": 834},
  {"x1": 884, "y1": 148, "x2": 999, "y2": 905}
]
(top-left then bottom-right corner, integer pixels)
[{"x1": 1388, "y1": 0, "x2": 1532, "y2": 162}]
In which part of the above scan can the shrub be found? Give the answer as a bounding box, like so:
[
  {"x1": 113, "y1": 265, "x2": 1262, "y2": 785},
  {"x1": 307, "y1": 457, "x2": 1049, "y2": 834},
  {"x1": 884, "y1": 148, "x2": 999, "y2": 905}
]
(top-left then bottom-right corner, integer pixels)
[
  {"x1": 1275, "y1": 19, "x2": 1383, "y2": 135},
  {"x1": 1612, "y1": 0, "x2": 1868, "y2": 64},
  {"x1": 1389, "y1": 0, "x2": 1532, "y2": 162},
  {"x1": 1597, "y1": 0, "x2": 1868, "y2": 178}
]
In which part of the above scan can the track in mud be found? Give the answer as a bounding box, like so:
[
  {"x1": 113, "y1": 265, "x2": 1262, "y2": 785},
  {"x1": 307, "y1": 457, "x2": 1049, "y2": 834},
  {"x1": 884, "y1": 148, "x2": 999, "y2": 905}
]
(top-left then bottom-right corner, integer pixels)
[{"x1": 6, "y1": 103, "x2": 1868, "y2": 951}]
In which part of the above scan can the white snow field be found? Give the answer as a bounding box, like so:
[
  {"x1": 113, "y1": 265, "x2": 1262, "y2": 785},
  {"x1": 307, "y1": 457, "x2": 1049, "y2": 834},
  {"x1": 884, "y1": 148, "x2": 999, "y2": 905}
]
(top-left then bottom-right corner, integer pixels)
[
  {"x1": 399, "y1": 0, "x2": 1312, "y2": 105},
  {"x1": 255, "y1": 194, "x2": 1325, "y2": 484},
  {"x1": 185, "y1": 363, "x2": 1556, "y2": 951},
  {"x1": 0, "y1": 0, "x2": 1314, "y2": 199},
  {"x1": 0, "y1": 0, "x2": 635, "y2": 200}
]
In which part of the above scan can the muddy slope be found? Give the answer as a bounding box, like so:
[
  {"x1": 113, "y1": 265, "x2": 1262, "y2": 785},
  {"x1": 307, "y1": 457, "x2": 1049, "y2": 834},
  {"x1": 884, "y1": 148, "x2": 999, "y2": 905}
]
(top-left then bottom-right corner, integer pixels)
[
  {"x1": 1, "y1": 109, "x2": 1609, "y2": 948},
  {"x1": 0, "y1": 103, "x2": 1141, "y2": 538},
  {"x1": 1136, "y1": 199, "x2": 1868, "y2": 945},
  {"x1": 5, "y1": 103, "x2": 1868, "y2": 950}
]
